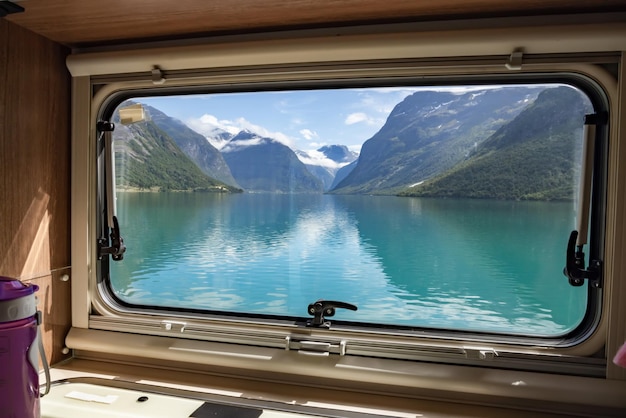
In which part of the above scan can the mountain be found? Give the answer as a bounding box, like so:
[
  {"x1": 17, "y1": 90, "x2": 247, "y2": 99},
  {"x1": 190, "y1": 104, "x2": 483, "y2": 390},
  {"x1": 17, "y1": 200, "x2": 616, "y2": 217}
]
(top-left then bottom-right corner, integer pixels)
[
  {"x1": 296, "y1": 145, "x2": 359, "y2": 191},
  {"x1": 222, "y1": 131, "x2": 324, "y2": 193},
  {"x1": 301, "y1": 161, "x2": 336, "y2": 191},
  {"x1": 208, "y1": 130, "x2": 235, "y2": 149},
  {"x1": 330, "y1": 159, "x2": 357, "y2": 190},
  {"x1": 113, "y1": 120, "x2": 240, "y2": 192},
  {"x1": 318, "y1": 145, "x2": 359, "y2": 164},
  {"x1": 144, "y1": 104, "x2": 240, "y2": 188},
  {"x1": 401, "y1": 86, "x2": 592, "y2": 200},
  {"x1": 330, "y1": 87, "x2": 544, "y2": 194}
]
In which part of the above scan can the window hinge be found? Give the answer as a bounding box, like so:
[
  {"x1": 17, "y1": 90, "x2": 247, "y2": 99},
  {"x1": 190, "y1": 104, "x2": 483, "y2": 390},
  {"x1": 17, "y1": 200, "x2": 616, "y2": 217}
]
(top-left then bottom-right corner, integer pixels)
[
  {"x1": 285, "y1": 336, "x2": 347, "y2": 356},
  {"x1": 463, "y1": 346, "x2": 498, "y2": 361},
  {"x1": 161, "y1": 320, "x2": 186, "y2": 333}
]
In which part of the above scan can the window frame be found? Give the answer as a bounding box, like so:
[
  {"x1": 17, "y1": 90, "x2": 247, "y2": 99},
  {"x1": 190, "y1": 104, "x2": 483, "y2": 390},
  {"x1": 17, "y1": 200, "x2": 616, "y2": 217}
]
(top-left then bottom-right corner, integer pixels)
[
  {"x1": 85, "y1": 62, "x2": 609, "y2": 363},
  {"x1": 100, "y1": 76, "x2": 605, "y2": 339},
  {"x1": 66, "y1": 25, "x2": 626, "y2": 397}
]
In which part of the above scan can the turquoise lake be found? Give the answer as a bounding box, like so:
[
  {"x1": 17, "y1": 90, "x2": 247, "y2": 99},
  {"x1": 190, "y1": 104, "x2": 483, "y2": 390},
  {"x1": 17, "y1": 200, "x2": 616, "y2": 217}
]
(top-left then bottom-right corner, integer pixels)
[{"x1": 109, "y1": 192, "x2": 587, "y2": 336}]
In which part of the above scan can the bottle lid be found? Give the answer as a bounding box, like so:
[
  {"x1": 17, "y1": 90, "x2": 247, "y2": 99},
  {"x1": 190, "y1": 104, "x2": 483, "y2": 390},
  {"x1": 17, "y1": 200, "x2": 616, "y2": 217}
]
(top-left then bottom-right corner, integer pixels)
[{"x1": 0, "y1": 276, "x2": 39, "y2": 302}]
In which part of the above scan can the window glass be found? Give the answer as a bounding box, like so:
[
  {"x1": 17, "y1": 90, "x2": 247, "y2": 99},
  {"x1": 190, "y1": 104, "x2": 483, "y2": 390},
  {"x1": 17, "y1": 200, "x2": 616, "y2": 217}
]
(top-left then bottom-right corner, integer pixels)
[{"x1": 105, "y1": 83, "x2": 594, "y2": 336}]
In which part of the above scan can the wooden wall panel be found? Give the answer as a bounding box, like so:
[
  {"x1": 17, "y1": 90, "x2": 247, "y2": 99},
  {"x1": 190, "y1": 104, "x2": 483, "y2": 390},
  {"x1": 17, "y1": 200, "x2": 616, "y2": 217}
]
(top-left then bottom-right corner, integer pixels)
[
  {"x1": 6, "y1": 0, "x2": 626, "y2": 47},
  {"x1": 0, "y1": 18, "x2": 72, "y2": 365},
  {"x1": 0, "y1": 21, "x2": 6, "y2": 133}
]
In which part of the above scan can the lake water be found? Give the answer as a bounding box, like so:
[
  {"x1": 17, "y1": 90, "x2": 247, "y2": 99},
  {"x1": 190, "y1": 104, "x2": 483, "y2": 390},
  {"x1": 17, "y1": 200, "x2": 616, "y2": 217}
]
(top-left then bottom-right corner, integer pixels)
[{"x1": 110, "y1": 192, "x2": 587, "y2": 336}]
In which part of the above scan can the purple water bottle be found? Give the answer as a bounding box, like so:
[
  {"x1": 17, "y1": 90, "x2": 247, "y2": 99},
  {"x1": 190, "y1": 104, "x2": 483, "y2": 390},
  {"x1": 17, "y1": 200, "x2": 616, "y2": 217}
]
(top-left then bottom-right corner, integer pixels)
[{"x1": 0, "y1": 277, "x2": 41, "y2": 418}]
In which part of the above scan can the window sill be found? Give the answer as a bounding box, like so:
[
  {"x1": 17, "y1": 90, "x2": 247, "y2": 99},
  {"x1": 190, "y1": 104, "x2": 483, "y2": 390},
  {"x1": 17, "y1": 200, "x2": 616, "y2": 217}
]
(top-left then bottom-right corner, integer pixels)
[
  {"x1": 42, "y1": 360, "x2": 619, "y2": 418},
  {"x1": 62, "y1": 328, "x2": 626, "y2": 417}
]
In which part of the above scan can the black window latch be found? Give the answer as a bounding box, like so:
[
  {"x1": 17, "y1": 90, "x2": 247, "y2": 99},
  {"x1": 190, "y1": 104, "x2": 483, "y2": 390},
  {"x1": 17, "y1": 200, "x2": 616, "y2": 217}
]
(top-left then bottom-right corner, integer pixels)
[
  {"x1": 307, "y1": 300, "x2": 357, "y2": 328},
  {"x1": 563, "y1": 230, "x2": 601, "y2": 288},
  {"x1": 98, "y1": 215, "x2": 126, "y2": 261}
]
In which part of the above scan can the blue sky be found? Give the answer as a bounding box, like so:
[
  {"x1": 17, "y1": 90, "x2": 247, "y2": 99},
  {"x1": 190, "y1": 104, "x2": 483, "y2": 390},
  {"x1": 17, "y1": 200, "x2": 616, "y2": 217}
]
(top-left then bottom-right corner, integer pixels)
[{"x1": 136, "y1": 87, "x2": 425, "y2": 153}]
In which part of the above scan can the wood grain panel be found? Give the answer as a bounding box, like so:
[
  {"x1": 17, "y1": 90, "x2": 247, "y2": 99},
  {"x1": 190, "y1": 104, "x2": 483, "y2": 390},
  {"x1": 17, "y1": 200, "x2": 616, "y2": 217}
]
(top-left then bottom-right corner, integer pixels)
[
  {"x1": 0, "y1": 19, "x2": 71, "y2": 365},
  {"x1": 0, "y1": 21, "x2": 6, "y2": 136},
  {"x1": 6, "y1": 0, "x2": 626, "y2": 47}
]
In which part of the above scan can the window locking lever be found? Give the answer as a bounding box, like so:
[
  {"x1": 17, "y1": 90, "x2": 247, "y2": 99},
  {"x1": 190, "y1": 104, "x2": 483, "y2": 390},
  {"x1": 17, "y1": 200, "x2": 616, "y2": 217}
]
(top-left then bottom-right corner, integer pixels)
[
  {"x1": 98, "y1": 215, "x2": 126, "y2": 261},
  {"x1": 563, "y1": 112, "x2": 606, "y2": 288},
  {"x1": 97, "y1": 120, "x2": 125, "y2": 261},
  {"x1": 307, "y1": 300, "x2": 357, "y2": 328},
  {"x1": 564, "y1": 230, "x2": 601, "y2": 288}
]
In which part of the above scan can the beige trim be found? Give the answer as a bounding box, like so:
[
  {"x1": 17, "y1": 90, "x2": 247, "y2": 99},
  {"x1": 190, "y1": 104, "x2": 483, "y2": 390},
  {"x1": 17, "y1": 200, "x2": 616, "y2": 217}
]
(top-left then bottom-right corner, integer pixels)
[
  {"x1": 79, "y1": 61, "x2": 617, "y2": 361},
  {"x1": 65, "y1": 328, "x2": 626, "y2": 416},
  {"x1": 70, "y1": 76, "x2": 92, "y2": 329},
  {"x1": 605, "y1": 54, "x2": 626, "y2": 380},
  {"x1": 67, "y1": 22, "x2": 626, "y2": 77}
]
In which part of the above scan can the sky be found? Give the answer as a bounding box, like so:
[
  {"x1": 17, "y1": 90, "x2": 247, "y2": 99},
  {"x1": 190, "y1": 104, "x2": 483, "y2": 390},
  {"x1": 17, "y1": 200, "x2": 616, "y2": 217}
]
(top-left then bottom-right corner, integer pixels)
[{"x1": 136, "y1": 87, "x2": 428, "y2": 154}]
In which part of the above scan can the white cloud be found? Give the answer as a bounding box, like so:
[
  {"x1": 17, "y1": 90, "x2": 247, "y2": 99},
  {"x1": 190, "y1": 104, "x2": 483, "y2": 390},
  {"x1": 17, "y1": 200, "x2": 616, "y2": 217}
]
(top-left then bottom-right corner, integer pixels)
[
  {"x1": 185, "y1": 113, "x2": 295, "y2": 149},
  {"x1": 186, "y1": 114, "x2": 240, "y2": 136},
  {"x1": 184, "y1": 114, "x2": 240, "y2": 148},
  {"x1": 233, "y1": 117, "x2": 294, "y2": 147},
  {"x1": 345, "y1": 112, "x2": 369, "y2": 125},
  {"x1": 296, "y1": 150, "x2": 350, "y2": 170},
  {"x1": 299, "y1": 129, "x2": 318, "y2": 140},
  {"x1": 221, "y1": 137, "x2": 266, "y2": 153}
]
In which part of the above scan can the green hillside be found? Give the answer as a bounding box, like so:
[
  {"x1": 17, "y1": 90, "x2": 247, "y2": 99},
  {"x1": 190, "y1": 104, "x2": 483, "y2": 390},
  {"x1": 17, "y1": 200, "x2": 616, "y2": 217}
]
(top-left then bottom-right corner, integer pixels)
[
  {"x1": 331, "y1": 87, "x2": 543, "y2": 195},
  {"x1": 113, "y1": 120, "x2": 240, "y2": 193},
  {"x1": 144, "y1": 104, "x2": 240, "y2": 188},
  {"x1": 400, "y1": 86, "x2": 592, "y2": 200}
]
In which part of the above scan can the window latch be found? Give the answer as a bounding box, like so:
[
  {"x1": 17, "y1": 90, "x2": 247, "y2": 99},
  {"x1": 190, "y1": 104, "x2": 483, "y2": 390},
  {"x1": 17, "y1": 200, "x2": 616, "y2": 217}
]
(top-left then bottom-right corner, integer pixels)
[
  {"x1": 463, "y1": 346, "x2": 498, "y2": 361},
  {"x1": 285, "y1": 336, "x2": 347, "y2": 356},
  {"x1": 564, "y1": 230, "x2": 601, "y2": 288},
  {"x1": 306, "y1": 300, "x2": 357, "y2": 328},
  {"x1": 98, "y1": 215, "x2": 126, "y2": 261},
  {"x1": 96, "y1": 120, "x2": 126, "y2": 262},
  {"x1": 563, "y1": 112, "x2": 606, "y2": 288}
]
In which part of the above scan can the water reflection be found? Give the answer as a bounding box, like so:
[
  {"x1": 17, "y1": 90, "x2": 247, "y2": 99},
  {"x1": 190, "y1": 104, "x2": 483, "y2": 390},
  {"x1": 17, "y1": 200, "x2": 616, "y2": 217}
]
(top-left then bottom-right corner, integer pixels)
[
  {"x1": 111, "y1": 193, "x2": 586, "y2": 335},
  {"x1": 335, "y1": 196, "x2": 586, "y2": 333}
]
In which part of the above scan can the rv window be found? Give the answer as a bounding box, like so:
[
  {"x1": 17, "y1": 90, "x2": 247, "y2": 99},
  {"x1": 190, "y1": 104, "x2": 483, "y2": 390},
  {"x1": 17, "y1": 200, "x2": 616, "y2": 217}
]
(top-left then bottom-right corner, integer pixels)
[{"x1": 98, "y1": 81, "x2": 604, "y2": 340}]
